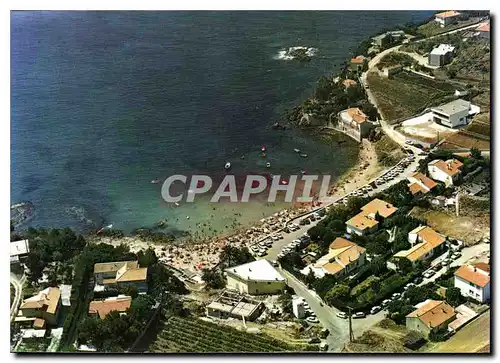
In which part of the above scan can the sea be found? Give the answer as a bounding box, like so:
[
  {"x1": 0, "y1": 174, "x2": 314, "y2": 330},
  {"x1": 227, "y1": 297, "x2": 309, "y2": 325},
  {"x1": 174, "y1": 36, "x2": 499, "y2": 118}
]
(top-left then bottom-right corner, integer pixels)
[{"x1": 11, "y1": 11, "x2": 434, "y2": 238}]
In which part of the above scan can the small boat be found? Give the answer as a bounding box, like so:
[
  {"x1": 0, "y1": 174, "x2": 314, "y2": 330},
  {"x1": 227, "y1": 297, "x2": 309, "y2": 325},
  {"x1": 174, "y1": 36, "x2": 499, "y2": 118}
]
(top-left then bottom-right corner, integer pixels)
[
  {"x1": 157, "y1": 220, "x2": 165, "y2": 227},
  {"x1": 151, "y1": 179, "x2": 161, "y2": 184},
  {"x1": 261, "y1": 145, "x2": 267, "y2": 152},
  {"x1": 294, "y1": 148, "x2": 300, "y2": 153},
  {"x1": 240, "y1": 155, "x2": 245, "y2": 159},
  {"x1": 299, "y1": 153, "x2": 308, "y2": 158},
  {"x1": 301, "y1": 170, "x2": 306, "y2": 174},
  {"x1": 174, "y1": 202, "x2": 180, "y2": 207},
  {"x1": 224, "y1": 162, "x2": 231, "y2": 170},
  {"x1": 281, "y1": 180, "x2": 288, "y2": 185},
  {"x1": 266, "y1": 162, "x2": 271, "y2": 168}
]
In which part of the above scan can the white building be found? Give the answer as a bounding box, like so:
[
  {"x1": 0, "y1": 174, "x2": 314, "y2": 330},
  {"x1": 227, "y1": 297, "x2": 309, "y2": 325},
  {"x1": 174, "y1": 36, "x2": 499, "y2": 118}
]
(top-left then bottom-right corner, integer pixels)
[
  {"x1": 60, "y1": 284, "x2": 72, "y2": 306},
  {"x1": 10, "y1": 239, "x2": 30, "y2": 264},
  {"x1": 428, "y1": 44, "x2": 455, "y2": 67},
  {"x1": 225, "y1": 260, "x2": 286, "y2": 295},
  {"x1": 434, "y1": 11, "x2": 462, "y2": 27},
  {"x1": 292, "y1": 297, "x2": 306, "y2": 319},
  {"x1": 337, "y1": 108, "x2": 374, "y2": 142},
  {"x1": 475, "y1": 21, "x2": 490, "y2": 40},
  {"x1": 454, "y1": 263, "x2": 490, "y2": 303},
  {"x1": 428, "y1": 159, "x2": 464, "y2": 187},
  {"x1": 430, "y1": 99, "x2": 480, "y2": 128}
]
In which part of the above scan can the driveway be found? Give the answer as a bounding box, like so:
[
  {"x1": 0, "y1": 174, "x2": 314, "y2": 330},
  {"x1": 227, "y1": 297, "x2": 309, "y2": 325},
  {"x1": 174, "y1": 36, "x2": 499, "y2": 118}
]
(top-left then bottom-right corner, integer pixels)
[{"x1": 279, "y1": 268, "x2": 386, "y2": 352}]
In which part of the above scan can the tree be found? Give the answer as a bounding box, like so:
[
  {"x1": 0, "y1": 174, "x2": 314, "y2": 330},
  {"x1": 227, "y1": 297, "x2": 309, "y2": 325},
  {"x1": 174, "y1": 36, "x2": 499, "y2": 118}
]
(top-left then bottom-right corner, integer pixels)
[
  {"x1": 278, "y1": 292, "x2": 293, "y2": 315},
  {"x1": 325, "y1": 284, "x2": 350, "y2": 304},
  {"x1": 470, "y1": 147, "x2": 482, "y2": 160},
  {"x1": 137, "y1": 247, "x2": 158, "y2": 267},
  {"x1": 445, "y1": 287, "x2": 463, "y2": 307},
  {"x1": 305, "y1": 269, "x2": 316, "y2": 288},
  {"x1": 201, "y1": 268, "x2": 225, "y2": 289},
  {"x1": 130, "y1": 294, "x2": 155, "y2": 321},
  {"x1": 397, "y1": 258, "x2": 413, "y2": 275},
  {"x1": 370, "y1": 257, "x2": 387, "y2": 275}
]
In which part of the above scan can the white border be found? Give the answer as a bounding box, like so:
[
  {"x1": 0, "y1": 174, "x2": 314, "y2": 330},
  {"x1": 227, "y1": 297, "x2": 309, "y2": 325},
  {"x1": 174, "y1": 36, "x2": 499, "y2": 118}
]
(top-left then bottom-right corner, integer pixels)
[{"x1": 3, "y1": 1, "x2": 496, "y2": 363}]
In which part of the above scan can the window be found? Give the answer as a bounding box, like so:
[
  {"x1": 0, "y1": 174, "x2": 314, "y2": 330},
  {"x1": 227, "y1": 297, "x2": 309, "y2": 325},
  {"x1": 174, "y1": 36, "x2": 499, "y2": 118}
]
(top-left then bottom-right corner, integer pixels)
[
  {"x1": 469, "y1": 290, "x2": 474, "y2": 295},
  {"x1": 267, "y1": 282, "x2": 271, "y2": 285}
]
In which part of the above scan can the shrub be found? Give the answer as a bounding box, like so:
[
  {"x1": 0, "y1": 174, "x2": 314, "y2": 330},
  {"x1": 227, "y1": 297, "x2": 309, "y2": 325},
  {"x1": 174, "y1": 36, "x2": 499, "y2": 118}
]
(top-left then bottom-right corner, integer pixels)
[{"x1": 403, "y1": 331, "x2": 426, "y2": 350}]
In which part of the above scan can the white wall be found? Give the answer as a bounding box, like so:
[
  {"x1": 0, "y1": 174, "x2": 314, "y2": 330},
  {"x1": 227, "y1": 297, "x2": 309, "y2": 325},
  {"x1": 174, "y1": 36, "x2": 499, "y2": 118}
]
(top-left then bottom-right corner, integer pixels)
[
  {"x1": 454, "y1": 276, "x2": 490, "y2": 303},
  {"x1": 428, "y1": 165, "x2": 454, "y2": 187}
]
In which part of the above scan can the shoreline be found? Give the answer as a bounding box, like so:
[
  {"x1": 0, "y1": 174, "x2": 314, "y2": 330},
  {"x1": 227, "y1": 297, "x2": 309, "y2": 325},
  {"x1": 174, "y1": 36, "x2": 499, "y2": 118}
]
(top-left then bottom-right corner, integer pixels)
[{"x1": 89, "y1": 136, "x2": 384, "y2": 274}]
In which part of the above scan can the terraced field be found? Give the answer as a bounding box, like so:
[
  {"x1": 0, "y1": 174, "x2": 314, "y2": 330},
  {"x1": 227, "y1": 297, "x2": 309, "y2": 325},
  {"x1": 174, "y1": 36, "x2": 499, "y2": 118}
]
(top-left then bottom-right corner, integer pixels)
[
  {"x1": 150, "y1": 316, "x2": 301, "y2": 353},
  {"x1": 367, "y1": 71, "x2": 456, "y2": 121}
]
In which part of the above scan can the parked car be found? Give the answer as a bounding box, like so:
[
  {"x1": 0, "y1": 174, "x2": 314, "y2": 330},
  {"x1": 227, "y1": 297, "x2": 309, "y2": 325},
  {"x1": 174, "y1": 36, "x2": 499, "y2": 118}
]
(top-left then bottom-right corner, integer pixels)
[
  {"x1": 451, "y1": 252, "x2": 462, "y2": 260},
  {"x1": 381, "y1": 299, "x2": 392, "y2": 307},
  {"x1": 423, "y1": 270, "x2": 436, "y2": 278},
  {"x1": 443, "y1": 258, "x2": 452, "y2": 265},
  {"x1": 353, "y1": 312, "x2": 366, "y2": 319},
  {"x1": 306, "y1": 316, "x2": 319, "y2": 324},
  {"x1": 299, "y1": 219, "x2": 307, "y2": 226},
  {"x1": 370, "y1": 306, "x2": 382, "y2": 314},
  {"x1": 308, "y1": 337, "x2": 321, "y2": 343},
  {"x1": 414, "y1": 277, "x2": 423, "y2": 284},
  {"x1": 270, "y1": 260, "x2": 279, "y2": 267},
  {"x1": 304, "y1": 219, "x2": 311, "y2": 225},
  {"x1": 336, "y1": 312, "x2": 348, "y2": 319},
  {"x1": 392, "y1": 293, "x2": 402, "y2": 300},
  {"x1": 404, "y1": 283, "x2": 416, "y2": 290}
]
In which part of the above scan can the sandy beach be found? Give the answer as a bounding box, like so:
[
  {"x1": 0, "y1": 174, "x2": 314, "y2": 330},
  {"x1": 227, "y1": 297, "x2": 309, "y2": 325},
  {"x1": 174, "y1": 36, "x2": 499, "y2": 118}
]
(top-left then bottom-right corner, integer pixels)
[{"x1": 89, "y1": 138, "x2": 383, "y2": 275}]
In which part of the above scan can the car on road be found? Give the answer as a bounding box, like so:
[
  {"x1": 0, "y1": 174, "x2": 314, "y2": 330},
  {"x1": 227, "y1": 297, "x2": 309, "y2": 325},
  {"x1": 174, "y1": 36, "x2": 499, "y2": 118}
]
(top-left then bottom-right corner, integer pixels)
[
  {"x1": 306, "y1": 317, "x2": 319, "y2": 324},
  {"x1": 336, "y1": 312, "x2": 348, "y2": 319},
  {"x1": 404, "y1": 283, "x2": 416, "y2": 290},
  {"x1": 381, "y1": 299, "x2": 392, "y2": 307},
  {"x1": 270, "y1": 260, "x2": 279, "y2": 267},
  {"x1": 353, "y1": 312, "x2": 366, "y2": 319},
  {"x1": 370, "y1": 306, "x2": 381, "y2": 314},
  {"x1": 392, "y1": 293, "x2": 402, "y2": 300},
  {"x1": 423, "y1": 270, "x2": 436, "y2": 278}
]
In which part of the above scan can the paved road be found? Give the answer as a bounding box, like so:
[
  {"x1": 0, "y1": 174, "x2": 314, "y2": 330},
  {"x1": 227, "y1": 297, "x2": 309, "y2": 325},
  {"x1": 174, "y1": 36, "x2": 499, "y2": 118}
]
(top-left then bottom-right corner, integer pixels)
[
  {"x1": 418, "y1": 242, "x2": 490, "y2": 286},
  {"x1": 279, "y1": 268, "x2": 386, "y2": 352},
  {"x1": 10, "y1": 273, "x2": 25, "y2": 322}
]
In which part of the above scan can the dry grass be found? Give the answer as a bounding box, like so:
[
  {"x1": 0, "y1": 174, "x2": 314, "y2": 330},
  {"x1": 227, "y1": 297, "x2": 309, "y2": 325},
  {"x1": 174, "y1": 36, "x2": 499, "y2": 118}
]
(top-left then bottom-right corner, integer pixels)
[
  {"x1": 374, "y1": 134, "x2": 406, "y2": 166},
  {"x1": 440, "y1": 131, "x2": 490, "y2": 150},
  {"x1": 413, "y1": 207, "x2": 489, "y2": 244},
  {"x1": 417, "y1": 18, "x2": 483, "y2": 37},
  {"x1": 344, "y1": 319, "x2": 411, "y2": 353},
  {"x1": 421, "y1": 310, "x2": 490, "y2": 353}
]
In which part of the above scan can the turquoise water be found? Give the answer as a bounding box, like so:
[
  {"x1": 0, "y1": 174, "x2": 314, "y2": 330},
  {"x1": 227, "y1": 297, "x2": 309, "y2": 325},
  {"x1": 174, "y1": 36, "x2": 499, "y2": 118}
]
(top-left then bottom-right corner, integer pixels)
[{"x1": 11, "y1": 11, "x2": 433, "y2": 236}]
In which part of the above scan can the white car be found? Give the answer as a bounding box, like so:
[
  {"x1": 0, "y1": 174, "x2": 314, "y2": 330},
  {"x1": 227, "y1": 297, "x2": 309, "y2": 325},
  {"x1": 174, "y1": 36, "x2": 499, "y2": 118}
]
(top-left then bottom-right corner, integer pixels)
[
  {"x1": 306, "y1": 316, "x2": 319, "y2": 323},
  {"x1": 370, "y1": 306, "x2": 382, "y2": 314},
  {"x1": 381, "y1": 299, "x2": 392, "y2": 307},
  {"x1": 392, "y1": 293, "x2": 401, "y2": 300},
  {"x1": 423, "y1": 270, "x2": 436, "y2": 278},
  {"x1": 336, "y1": 312, "x2": 347, "y2": 319}
]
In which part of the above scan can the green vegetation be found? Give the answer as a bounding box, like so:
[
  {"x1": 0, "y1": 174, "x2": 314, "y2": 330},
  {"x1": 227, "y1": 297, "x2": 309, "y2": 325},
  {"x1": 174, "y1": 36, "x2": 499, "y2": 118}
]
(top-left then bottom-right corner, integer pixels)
[
  {"x1": 286, "y1": 72, "x2": 378, "y2": 127},
  {"x1": 376, "y1": 53, "x2": 414, "y2": 70},
  {"x1": 201, "y1": 245, "x2": 255, "y2": 289},
  {"x1": 77, "y1": 295, "x2": 159, "y2": 352},
  {"x1": 367, "y1": 71, "x2": 456, "y2": 121},
  {"x1": 58, "y1": 241, "x2": 186, "y2": 351},
  {"x1": 150, "y1": 316, "x2": 311, "y2": 352},
  {"x1": 387, "y1": 283, "x2": 441, "y2": 324}
]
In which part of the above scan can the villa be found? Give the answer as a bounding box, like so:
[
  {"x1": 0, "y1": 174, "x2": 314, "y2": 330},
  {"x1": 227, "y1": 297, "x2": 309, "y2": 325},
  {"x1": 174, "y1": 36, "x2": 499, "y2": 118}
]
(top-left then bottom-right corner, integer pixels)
[
  {"x1": 427, "y1": 159, "x2": 464, "y2": 187},
  {"x1": 346, "y1": 199, "x2": 398, "y2": 236},
  {"x1": 434, "y1": 11, "x2": 462, "y2": 27}
]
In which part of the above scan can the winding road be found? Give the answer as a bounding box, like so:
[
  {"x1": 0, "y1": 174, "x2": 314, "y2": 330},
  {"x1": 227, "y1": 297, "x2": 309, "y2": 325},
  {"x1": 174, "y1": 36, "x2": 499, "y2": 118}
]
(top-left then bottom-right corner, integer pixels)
[{"x1": 10, "y1": 273, "x2": 26, "y2": 322}]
